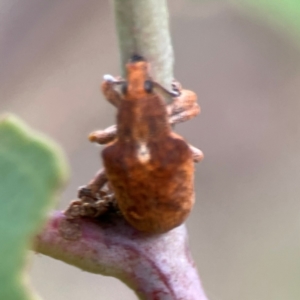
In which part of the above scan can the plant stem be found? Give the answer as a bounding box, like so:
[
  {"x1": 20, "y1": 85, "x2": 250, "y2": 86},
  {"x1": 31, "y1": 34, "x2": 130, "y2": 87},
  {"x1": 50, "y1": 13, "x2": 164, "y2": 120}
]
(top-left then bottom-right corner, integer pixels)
[
  {"x1": 35, "y1": 212, "x2": 208, "y2": 300},
  {"x1": 113, "y1": 0, "x2": 174, "y2": 89}
]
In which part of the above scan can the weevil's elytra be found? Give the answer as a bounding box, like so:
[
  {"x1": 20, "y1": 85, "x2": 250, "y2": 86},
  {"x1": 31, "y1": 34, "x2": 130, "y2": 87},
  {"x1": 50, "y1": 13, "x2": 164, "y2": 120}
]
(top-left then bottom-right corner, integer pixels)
[{"x1": 65, "y1": 55, "x2": 203, "y2": 234}]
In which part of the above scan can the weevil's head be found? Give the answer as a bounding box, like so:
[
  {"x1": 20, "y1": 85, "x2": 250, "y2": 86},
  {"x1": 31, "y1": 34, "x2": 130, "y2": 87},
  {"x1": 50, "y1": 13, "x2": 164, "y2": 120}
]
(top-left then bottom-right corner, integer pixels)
[{"x1": 123, "y1": 55, "x2": 153, "y2": 98}]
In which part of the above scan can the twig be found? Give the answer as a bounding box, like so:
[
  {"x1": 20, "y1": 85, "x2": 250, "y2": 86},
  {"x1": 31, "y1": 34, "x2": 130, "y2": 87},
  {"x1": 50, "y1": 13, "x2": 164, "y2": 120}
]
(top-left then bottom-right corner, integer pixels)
[{"x1": 34, "y1": 211, "x2": 208, "y2": 300}]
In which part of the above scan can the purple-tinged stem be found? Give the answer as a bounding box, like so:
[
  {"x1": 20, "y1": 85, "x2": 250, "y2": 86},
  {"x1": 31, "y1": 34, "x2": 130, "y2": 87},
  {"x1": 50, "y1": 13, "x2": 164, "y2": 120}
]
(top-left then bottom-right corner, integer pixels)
[{"x1": 34, "y1": 211, "x2": 208, "y2": 300}]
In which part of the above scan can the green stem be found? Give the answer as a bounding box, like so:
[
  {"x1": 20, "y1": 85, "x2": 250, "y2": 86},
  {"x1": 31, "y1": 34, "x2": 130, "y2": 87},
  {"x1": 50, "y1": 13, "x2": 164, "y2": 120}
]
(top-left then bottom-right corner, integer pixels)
[{"x1": 113, "y1": 0, "x2": 174, "y2": 89}]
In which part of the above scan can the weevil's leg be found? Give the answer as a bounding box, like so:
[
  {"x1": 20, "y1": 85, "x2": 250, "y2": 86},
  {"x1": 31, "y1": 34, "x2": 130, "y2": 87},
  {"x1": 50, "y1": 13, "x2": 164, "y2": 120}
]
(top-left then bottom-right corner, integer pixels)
[
  {"x1": 78, "y1": 168, "x2": 108, "y2": 199},
  {"x1": 171, "y1": 80, "x2": 182, "y2": 93},
  {"x1": 65, "y1": 187, "x2": 119, "y2": 220},
  {"x1": 101, "y1": 75, "x2": 123, "y2": 108},
  {"x1": 167, "y1": 88, "x2": 200, "y2": 126},
  {"x1": 170, "y1": 132, "x2": 204, "y2": 163},
  {"x1": 151, "y1": 79, "x2": 199, "y2": 125},
  {"x1": 64, "y1": 200, "x2": 83, "y2": 219},
  {"x1": 65, "y1": 169, "x2": 114, "y2": 219},
  {"x1": 65, "y1": 75, "x2": 125, "y2": 220},
  {"x1": 65, "y1": 194, "x2": 112, "y2": 219},
  {"x1": 88, "y1": 75, "x2": 123, "y2": 145},
  {"x1": 189, "y1": 144, "x2": 204, "y2": 163},
  {"x1": 91, "y1": 80, "x2": 199, "y2": 144},
  {"x1": 89, "y1": 124, "x2": 117, "y2": 145}
]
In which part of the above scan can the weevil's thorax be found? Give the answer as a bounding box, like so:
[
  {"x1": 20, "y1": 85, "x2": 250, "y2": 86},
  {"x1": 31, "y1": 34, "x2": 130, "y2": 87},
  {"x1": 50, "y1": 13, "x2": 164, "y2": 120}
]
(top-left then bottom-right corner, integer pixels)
[{"x1": 117, "y1": 60, "x2": 171, "y2": 143}]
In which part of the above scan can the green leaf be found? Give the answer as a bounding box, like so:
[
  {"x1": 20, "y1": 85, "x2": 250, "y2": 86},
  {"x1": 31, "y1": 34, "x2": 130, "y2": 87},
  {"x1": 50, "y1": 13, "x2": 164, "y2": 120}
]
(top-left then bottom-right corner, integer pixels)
[{"x1": 0, "y1": 114, "x2": 68, "y2": 300}]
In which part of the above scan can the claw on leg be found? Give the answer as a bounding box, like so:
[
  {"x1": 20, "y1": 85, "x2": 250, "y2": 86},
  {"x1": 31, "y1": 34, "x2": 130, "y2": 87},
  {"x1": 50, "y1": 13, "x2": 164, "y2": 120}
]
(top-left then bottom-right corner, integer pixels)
[
  {"x1": 65, "y1": 199, "x2": 109, "y2": 219},
  {"x1": 64, "y1": 200, "x2": 83, "y2": 219},
  {"x1": 101, "y1": 75, "x2": 123, "y2": 108},
  {"x1": 189, "y1": 144, "x2": 204, "y2": 163},
  {"x1": 74, "y1": 169, "x2": 108, "y2": 203},
  {"x1": 167, "y1": 89, "x2": 200, "y2": 125}
]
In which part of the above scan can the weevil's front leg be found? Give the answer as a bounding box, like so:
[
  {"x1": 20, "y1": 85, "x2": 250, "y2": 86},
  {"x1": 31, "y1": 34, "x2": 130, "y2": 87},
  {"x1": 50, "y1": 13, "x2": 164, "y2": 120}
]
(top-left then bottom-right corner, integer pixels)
[
  {"x1": 90, "y1": 80, "x2": 201, "y2": 146},
  {"x1": 167, "y1": 87, "x2": 200, "y2": 126},
  {"x1": 101, "y1": 75, "x2": 123, "y2": 108},
  {"x1": 88, "y1": 75, "x2": 123, "y2": 145},
  {"x1": 89, "y1": 95, "x2": 199, "y2": 146}
]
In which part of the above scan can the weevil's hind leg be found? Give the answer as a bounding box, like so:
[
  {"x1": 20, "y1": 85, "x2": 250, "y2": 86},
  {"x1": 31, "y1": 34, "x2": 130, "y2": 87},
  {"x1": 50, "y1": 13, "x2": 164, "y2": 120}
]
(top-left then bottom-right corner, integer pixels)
[
  {"x1": 189, "y1": 144, "x2": 204, "y2": 163},
  {"x1": 65, "y1": 169, "x2": 113, "y2": 219},
  {"x1": 78, "y1": 168, "x2": 108, "y2": 199},
  {"x1": 65, "y1": 76, "x2": 125, "y2": 220}
]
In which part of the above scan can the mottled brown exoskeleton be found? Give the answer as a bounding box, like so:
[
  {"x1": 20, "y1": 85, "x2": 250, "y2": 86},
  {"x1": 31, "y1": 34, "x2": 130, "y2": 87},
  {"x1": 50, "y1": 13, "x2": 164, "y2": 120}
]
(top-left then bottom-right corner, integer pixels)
[{"x1": 65, "y1": 55, "x2": 203, "y2": 234}]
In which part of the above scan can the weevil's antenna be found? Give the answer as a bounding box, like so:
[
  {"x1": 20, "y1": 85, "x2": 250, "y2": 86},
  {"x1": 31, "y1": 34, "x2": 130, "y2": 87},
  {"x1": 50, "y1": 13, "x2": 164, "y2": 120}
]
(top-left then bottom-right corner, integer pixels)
[{"x1": 153, "y1": 81, "x2": 181, "y2": 98}]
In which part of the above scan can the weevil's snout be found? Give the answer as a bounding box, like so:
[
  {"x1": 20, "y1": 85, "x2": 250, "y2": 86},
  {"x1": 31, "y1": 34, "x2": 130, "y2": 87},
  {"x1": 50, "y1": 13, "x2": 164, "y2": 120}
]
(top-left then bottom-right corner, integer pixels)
[
  {"x1": 124, "y1": 55, "x2": 153, "y2": 97},
  {"x1": 126, "y1": 55, "x2": 180, "y2": 99}
]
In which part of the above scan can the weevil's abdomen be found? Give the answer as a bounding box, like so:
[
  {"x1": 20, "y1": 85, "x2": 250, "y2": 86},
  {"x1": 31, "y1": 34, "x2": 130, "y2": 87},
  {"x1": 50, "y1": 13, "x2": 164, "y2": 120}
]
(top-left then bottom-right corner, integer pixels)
[{"x1": 102, "y1": 135, "x2": 194, "y2": 234}]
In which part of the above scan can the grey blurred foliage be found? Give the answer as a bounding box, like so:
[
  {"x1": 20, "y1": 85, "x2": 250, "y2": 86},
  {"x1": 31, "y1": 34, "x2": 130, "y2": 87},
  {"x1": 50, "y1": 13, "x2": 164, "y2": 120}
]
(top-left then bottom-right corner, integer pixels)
[{"x1": 2, "y1": 0, "x2": 300, "y2": 299}]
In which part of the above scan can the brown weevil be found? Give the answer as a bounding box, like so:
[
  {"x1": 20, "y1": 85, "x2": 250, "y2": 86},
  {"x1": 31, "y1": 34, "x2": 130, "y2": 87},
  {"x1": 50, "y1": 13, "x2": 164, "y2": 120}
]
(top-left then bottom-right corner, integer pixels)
[{"x1": 65, "y1": 55, "x2": 203, "y2": 234}]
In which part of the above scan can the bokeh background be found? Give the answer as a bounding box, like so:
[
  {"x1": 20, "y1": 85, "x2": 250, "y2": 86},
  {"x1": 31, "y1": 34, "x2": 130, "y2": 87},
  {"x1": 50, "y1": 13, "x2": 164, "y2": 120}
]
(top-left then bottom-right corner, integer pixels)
[{"x1": 2, "y1": 0, "x2": 300, "y2": 299}]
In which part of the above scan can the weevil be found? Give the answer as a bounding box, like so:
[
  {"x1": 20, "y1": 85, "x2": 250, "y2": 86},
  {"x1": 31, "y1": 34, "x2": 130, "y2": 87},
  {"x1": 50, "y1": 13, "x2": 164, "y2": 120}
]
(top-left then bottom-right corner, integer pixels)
[{"x1": 65, "y1": 55, "x2": 203, "y2": 234}]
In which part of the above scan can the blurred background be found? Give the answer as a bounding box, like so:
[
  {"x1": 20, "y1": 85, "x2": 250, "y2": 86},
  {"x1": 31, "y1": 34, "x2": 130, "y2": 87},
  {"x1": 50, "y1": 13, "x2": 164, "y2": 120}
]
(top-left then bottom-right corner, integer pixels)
[{"x1": 2, "y1": 0, "x2": 300, "y2": 299}]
